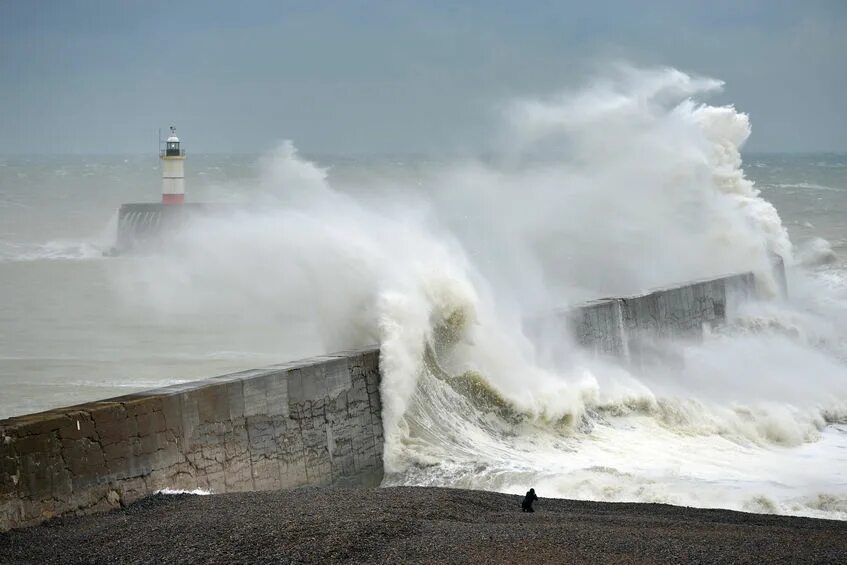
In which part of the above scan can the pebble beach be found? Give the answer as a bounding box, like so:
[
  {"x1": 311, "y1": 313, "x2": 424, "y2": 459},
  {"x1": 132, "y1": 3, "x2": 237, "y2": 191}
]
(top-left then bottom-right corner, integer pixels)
[{"x1": 2, "y1": 487, "x2": 846, "y2": 564}]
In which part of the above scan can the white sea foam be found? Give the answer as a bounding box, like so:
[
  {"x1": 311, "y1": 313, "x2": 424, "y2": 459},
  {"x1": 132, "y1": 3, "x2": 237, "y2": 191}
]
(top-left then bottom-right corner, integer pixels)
[
  {"x1": 797, "y1": 237, "x2": 837, "y2": 267},
  {"x1": 61, "y1": 379, "x2": 196, "y2": 389},
  {"x1": 770, "y1": 182, "x2": 842, "y2": 192},
  {"x1": 156, "y1": 488, "x2": 212, "y2": 496},
  {"x1": 0, "y1": 239, "x2": 106, "y2": 263},
  {"x1": 0, "y1": 212, "x2": 116, "y2": 263}
]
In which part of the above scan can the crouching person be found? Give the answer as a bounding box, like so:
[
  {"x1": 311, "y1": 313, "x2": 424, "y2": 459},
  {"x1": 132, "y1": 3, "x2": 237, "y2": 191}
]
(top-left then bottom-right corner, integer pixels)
[{"x1": 522, "y1": 488, "x2": 538, "y2": 512}]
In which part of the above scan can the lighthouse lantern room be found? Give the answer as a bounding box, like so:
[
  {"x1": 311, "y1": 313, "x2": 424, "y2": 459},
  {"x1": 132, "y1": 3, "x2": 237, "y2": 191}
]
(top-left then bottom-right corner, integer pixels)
[{"x1": 160, "y1": 126, "x2": 185, "y2": 205}]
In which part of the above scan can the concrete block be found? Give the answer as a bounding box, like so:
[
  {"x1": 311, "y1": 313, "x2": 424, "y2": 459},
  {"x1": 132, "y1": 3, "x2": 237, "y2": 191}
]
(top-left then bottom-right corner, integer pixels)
[
  {"x1": 325, "y1": 358, "x2": 353, "y2": 398},
  {"x1": 298, "y1": 364, "x2": 328, "y2": 402},
  {"x1": 193, "y1": 386, "x2": 230, "y2": 424},
  {"x1": 57, "y1": 411, "x2": 97, "y2": 442},
  {"x1": 136, "y1": 410, "x2": 167, "y2": 436}
]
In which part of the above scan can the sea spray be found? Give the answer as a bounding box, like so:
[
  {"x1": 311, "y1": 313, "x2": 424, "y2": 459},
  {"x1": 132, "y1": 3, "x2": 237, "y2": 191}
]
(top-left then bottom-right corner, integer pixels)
[
  {"x1": 109, "y1": 66, "x2": 847, "y2": 518},
  {"x1": 428, "y1": 66, "x2": 791, "y2": 306}
]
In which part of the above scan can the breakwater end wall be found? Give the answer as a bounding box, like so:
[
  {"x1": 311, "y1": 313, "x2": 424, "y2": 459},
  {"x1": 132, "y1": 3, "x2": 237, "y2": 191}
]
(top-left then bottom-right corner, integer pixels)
[
  {"x1": 1, "y1": 272, "x2": 758, "y2": 531},
  {"x1": 527, "y1": 272, "x2": 757, "y2": 364},
  {"x1": 1, "y1": 348, "x2": 383, "y2": 531},
  {"x1": 116, "y1": 203, "x2": 236, "y2": 252}
]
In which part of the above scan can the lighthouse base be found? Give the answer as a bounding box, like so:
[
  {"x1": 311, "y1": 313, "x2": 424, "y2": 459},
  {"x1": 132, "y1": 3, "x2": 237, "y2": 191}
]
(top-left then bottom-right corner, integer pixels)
[{"x1": 162, "y1": 193, "x2": 185, "y2": 205}]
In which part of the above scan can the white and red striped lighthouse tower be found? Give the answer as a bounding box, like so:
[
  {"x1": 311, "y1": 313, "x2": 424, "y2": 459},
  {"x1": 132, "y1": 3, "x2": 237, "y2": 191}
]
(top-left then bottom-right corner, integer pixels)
[{"x1": 160, "y1": 126, "x2": 185, "y2": 205}]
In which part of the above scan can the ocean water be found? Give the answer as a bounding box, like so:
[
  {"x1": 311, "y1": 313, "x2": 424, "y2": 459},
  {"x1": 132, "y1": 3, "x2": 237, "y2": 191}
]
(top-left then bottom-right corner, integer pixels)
[{"x1": 1, "y1": 69, "x2": 846, "y2": 519}]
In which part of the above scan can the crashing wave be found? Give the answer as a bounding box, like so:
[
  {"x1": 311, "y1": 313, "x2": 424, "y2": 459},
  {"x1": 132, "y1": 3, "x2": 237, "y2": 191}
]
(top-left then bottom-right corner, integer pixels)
[
  {"x1": 113, "y1": 66, "x2": 847, "y2": 519},
  {"x1": 797, "y1": 237, "x2": 837, "y2": 267}
]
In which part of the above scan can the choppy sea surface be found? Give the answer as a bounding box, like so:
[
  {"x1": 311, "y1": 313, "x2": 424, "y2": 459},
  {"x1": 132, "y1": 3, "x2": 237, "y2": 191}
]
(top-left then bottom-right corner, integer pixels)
[{"x1": 1, "y1": 150, "x2": 846, "y2": 519}]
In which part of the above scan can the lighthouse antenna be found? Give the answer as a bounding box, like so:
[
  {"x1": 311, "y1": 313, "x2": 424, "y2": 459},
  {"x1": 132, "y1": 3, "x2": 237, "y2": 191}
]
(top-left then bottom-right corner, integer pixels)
[{"x1": 157, "y1": 128, "x2": 162, "y2": 154}]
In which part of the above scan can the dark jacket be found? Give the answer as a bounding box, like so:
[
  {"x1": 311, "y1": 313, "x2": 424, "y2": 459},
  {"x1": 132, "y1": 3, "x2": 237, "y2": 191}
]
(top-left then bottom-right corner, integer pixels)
[{"x1": 521, "y1": 489, "x2": 538, "y2": 511}]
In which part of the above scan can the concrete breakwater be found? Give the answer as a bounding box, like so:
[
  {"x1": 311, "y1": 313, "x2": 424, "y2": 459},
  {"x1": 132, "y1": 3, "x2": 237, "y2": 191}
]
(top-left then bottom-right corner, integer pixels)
[
  {"x1": 1, "y1": 349, "x2": 383, "y2": 531},
  {"x1": 565, "y1": 272, "x2": 756, "y2": 363},
  {"x1": 1, "y1": 272, "x2": 758, "y2": 531},
  {"x1": 115, "y1": 203, "x2": 221, "y2": 252}
]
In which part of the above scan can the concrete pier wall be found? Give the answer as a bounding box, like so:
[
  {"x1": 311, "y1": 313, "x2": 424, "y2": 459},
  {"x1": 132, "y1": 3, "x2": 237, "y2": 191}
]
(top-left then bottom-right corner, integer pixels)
[
  {"x1": 117, "y1": 203, "x2": 173, "y2": 252},
  {"x1": 565, "y1": 298, "x2": 628, "y2": 358},
  {"x1": 567, "y1": 273, "x2": 756, "y2": 362},
  {"x1": 0, "y1": 348, "x2": 383, "y2": 531},
  {"x1": 116, "y1": 203, "x2": 230, "y2": 252},
  {"x1": 524, "y1": 272, "x2": 757, "y2": 364}
]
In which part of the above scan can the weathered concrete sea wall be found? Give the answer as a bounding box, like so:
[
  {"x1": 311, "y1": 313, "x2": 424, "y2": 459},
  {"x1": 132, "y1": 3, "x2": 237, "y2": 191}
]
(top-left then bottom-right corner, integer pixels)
[
  {"x1": 528, "y1": 272, "x2": 757, "y2": 363},
  {"x1": 1, "y1": 272, "x2": 759, "y2": 531},
  {"x1": 1, "y1": 348, "x2": 383, "y2": 531}
]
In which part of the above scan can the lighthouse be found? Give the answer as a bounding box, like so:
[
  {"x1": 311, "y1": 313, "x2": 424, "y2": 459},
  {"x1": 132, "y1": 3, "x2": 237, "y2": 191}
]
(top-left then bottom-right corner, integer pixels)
[{"x1": 160, "y1": 126, "x2": 185, "y2": 205}]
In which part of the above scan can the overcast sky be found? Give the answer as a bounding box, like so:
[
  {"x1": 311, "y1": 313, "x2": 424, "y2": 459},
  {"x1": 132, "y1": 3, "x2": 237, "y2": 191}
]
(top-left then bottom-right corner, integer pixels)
[{"x1": 2, "y1": 0, "x2": 846, "y2": 155}]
